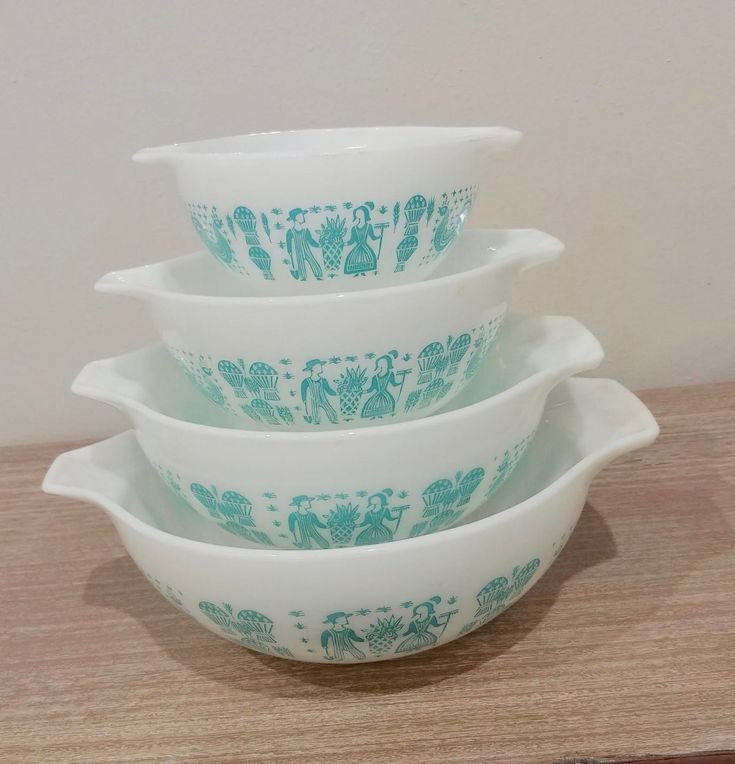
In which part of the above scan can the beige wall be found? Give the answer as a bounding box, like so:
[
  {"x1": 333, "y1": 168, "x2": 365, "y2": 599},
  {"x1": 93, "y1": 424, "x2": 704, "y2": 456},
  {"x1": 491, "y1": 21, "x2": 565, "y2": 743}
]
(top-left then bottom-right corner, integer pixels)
[{"x1": 2, "y1": 0, "x2": 734, "y2": 445}]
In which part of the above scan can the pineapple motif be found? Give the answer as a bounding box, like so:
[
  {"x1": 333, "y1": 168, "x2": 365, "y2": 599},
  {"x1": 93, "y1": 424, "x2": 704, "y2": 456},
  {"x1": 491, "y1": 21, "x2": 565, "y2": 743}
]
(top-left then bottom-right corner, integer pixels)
[
  {"x1": 326, "y1": 502, "x2": 360, "y2": 547},
  {"x1": 318, "y1": 216, "x2": 347, "y2": 273},
  {"x1": 365, "y1": 614, "x2": 404, "y2": 655},
  {"x1": 336, "y1": 366, "x2": 367, "y2": 416}
]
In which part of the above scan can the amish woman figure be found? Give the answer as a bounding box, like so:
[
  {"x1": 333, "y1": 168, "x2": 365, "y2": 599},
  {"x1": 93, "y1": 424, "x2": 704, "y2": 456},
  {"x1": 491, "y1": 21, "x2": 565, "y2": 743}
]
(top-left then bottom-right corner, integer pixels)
[
  {"x1": 286, "y1": 208, "x2": 324, "y2": 281},
  {"x1": 395, "y1": 597, "x2": 454, "y2": 654},
  {"x1": 321, "y1": 612, "x2": 366, "y2": 661},
  {"x1": 343, "y1": 203, "x2": 383, "y2": 276},
  {"x1": 360, "y1": 351, "x2": 407, "y2": 420},
  {"x1": 354, "y1": 489, "x2": 408, "y2": 546}
]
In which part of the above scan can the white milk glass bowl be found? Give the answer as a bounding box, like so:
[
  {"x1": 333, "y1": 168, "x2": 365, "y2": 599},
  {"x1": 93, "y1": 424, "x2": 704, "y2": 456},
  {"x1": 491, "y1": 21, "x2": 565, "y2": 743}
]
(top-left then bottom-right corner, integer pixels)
[
  {"x1": 43, "y1": 379, "x2": 659, "y2": 664},
  {"x1": 71, "y1": 314, "x2": 603, "y2": 549},
  {"x1": 134, "y1": 126, "x2": 521, "y2": 294},
  {"x1": 96, "y1": 228, "x2": 562, "y2": 430}
]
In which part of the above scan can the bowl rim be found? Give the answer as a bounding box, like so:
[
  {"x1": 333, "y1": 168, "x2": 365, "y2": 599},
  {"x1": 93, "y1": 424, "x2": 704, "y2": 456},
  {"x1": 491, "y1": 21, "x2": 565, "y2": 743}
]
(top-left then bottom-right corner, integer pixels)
[
  {"x1": 44, "y1": 379, "x2": 660, "y2": 562},
  {"x1": 72, "y1": 314, "x2": 603, "y2": 444},
  {"x1": 95, "y1": 227, "x2": 563, "y2": 307},
  {"x1": 133, "y1": 125, "x2": 522, "y2": 161}
]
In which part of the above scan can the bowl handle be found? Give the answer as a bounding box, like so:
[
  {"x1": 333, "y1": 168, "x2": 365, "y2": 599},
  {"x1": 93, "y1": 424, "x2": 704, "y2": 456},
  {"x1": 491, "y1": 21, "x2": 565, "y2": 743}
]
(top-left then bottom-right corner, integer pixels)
[
  {"x1": 71, "y1": 355, "x2": 149, "y2": 412},
  {"x1": 42, "y1": 433, "x2": 139, "y2": 512},
  {"x1": 495, "y1": 229, "x2": 565, "y2": 272},
  {"x1": 132, "y1": 145, "x2": 178, "y2": 165},
  {"x1": 95, "y1": 269, "x2": 146, "y2": 299}
]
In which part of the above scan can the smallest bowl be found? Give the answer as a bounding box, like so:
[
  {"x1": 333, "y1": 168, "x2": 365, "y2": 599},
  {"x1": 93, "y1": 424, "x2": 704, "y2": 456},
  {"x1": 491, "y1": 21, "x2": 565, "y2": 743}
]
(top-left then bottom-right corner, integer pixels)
[{"x1": 134, "y1": 126, "x2": 522, "y2": 294}]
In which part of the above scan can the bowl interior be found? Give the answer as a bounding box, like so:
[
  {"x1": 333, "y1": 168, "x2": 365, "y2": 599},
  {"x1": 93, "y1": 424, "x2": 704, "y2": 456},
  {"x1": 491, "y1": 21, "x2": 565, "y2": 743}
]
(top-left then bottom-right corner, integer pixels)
[
  {"x1": 106, "y1": 313, "x2": 555, "y2": 430},
  {"x1": 160, "y1": 127, "x2": 496, "y2": 156}
]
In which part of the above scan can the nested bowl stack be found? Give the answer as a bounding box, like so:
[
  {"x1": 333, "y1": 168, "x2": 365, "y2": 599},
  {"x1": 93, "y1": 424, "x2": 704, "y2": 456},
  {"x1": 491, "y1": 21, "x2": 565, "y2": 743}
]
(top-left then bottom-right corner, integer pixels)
[{"x1": 43, "y1": 124, "x2": 659, "y2": 663}]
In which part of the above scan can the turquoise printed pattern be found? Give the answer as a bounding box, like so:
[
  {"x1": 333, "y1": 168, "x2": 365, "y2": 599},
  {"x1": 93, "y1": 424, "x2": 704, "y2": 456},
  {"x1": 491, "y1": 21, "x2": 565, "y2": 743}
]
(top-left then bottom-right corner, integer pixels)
[
  {"x1": 188, "y1": 187, "x2": 476, "y2": 283},
  {"x1": 198, "y1": 601, "x2": 293, "y2": 657},
  {"x1": 139, "y1": 554, "x2": 543, "y2": 662},
  {"x1": 153, "y1": 463, "x2": 497, "y2": 548},
  {"x1": 143, "y1": 572, "x2": 191, "y2": 616},
  {"x1": 457, "y1": 557, "x2": 541, "y2": 636},
  {"x1": 169, "y1": 314, "x2": 504, "y2": 428},
  {"x1": 408, "y1": 467, "x2": 487, "y2": 538},
  {"x1": 319, "y1": 595, "x2": 460, "y2": 661},
  {"x1": 483, "y1": 430, "x2": 536, "y2": 498}
]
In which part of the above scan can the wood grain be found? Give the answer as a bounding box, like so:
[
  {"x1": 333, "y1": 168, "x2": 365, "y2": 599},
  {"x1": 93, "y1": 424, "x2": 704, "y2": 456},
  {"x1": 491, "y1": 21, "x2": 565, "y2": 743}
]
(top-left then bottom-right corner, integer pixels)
[{"x1": 1, "y1": 383, "x2": 734, "y2": 764}]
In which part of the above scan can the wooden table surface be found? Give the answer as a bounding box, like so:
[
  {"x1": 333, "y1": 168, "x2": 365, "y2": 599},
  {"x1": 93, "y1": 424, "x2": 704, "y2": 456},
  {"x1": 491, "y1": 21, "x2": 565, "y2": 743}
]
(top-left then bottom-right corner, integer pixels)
[{"x1": 1, "y1": 383, "x2": 734, "y2": 764}]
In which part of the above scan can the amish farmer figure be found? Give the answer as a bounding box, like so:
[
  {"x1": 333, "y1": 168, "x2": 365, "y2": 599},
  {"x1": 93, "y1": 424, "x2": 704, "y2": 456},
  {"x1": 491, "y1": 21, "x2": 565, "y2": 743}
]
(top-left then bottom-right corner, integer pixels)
[
  {"x1": 287, "y1": 495, "x2": 329, "y2": 549},
  {"x1": 301, "y1": 359, "x2": 338, "y2": 425},
  {"x1": 321, "y1": 612, "x2": 366, "y2": 661},
  {"x1": 286, "y1": 207, "x2": 323, "y2": 281}
]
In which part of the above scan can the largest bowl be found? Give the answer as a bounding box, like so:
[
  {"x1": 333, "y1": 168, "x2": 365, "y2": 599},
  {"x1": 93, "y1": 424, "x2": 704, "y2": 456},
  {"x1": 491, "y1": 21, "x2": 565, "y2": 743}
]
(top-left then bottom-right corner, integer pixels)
[
  {"x1": 134, "y1": 126, "x2": 521, "y2": 294},
  {"x1": 96, "y1": 227, "x2": 561, "y2": 430},
  {"x1": 43, "y1": 379, "x2": 659, "y2": 664}
]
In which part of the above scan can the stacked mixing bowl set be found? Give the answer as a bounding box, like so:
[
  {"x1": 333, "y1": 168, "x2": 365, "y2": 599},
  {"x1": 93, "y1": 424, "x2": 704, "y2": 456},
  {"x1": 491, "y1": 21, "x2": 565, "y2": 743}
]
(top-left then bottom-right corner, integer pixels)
[{"x1": 44, "y1": 127, "x2": 658, "y2": 664}]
